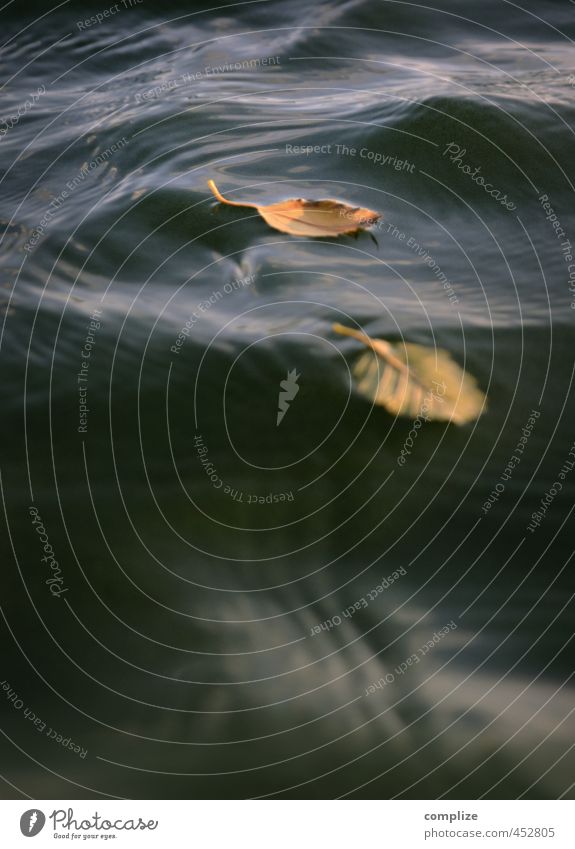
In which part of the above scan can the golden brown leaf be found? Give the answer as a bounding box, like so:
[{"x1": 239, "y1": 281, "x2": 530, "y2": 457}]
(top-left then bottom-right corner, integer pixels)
[
  {"x1": 333, "y1": 323, "x2": 486, "y2": 425},
  {"x1": 208, "y1": 179, "x2": 381, "y2": 237}
]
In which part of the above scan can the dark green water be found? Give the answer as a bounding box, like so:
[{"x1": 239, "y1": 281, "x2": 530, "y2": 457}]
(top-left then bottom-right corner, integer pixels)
[{"x1": 1, "y1": 0, "x2": 574, "y2": 799}]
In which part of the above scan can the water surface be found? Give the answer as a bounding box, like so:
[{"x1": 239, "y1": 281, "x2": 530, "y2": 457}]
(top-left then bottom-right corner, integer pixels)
[{"x1": 1, "y1": 0, "x2": 574, "y2": 799}]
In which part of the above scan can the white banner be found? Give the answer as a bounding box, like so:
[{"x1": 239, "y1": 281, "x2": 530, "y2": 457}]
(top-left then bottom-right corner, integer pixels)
[{"x1": 0, "y1": 800, "x2": 573, "y2": 848}]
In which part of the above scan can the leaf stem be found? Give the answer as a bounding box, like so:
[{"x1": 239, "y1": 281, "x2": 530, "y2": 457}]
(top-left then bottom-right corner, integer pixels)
[
  {"x1": 333, "y1": 323, "x2": 409, "y2": 375},
  {"x1": 207, "y1": 180, "x2": 255, "y2": 208}
]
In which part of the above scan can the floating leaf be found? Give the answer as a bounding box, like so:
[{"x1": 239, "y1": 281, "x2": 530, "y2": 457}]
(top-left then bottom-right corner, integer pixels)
[
  {"x1": 333, "y1": 323, "x2": 486, "y2": 424},
  {"x1": 208, "y1": 179, "x2": 381, "y2": 237}
]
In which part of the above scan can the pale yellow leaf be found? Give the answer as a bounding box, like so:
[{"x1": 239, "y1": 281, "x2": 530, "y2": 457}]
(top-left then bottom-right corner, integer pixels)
[
  {"x1": 208, "y1": 179, "x2": 381, "y2": 237},
  {"x1": 333, "y1": 323, "x2": 486, "y2": 425}
]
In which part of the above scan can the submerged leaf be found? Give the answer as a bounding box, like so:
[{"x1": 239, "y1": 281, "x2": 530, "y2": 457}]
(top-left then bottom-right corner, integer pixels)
[
  {"x1": 208, "y1": 179, "x2": 381, "y2": 237},
  {"x1": 333, "y1": 323, "x2": 486, "y2": 424}
]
